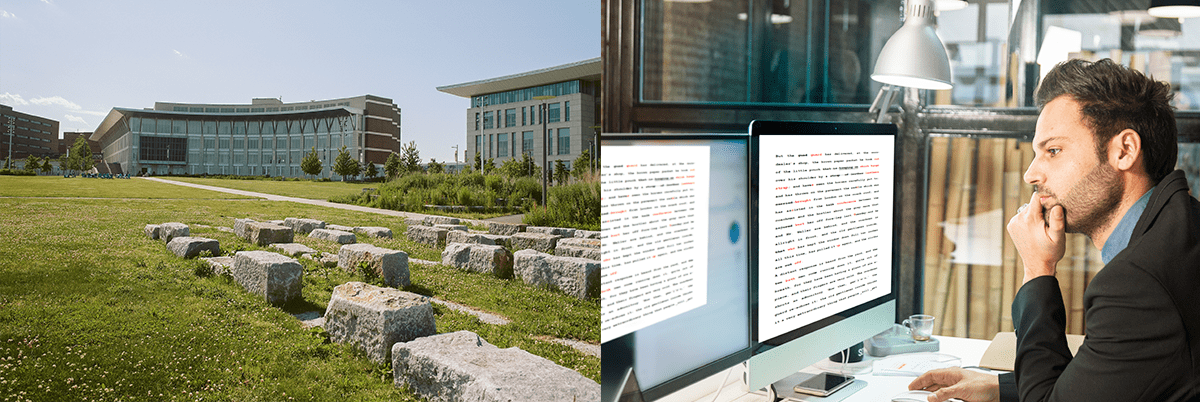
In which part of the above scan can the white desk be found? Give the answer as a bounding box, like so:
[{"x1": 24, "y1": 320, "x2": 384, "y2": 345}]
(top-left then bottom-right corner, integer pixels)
[{"x1": 659, "y1": 336, "x2": 994, "y2": 402}]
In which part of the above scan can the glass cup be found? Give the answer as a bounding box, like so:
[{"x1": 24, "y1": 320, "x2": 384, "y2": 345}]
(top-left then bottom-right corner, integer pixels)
[{"x1": 902, "y1": 314, "x2": 936, "y2": 342}]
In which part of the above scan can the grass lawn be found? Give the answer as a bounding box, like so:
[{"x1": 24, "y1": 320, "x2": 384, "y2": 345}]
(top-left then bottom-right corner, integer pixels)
[
  {"x1": 165, "y1": 176, "x2": 374, "y2": 200},
  {"x1": 0, "y1": 176, "x2": 598, "y2": 401},
  {"x1": 0, "y1": 176, "x2": 249, "y2": 199}
]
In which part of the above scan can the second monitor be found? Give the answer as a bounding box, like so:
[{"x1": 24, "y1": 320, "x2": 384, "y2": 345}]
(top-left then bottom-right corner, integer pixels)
[{"x1": 747, "y1": 120, "x2": 902, "y2": 395}]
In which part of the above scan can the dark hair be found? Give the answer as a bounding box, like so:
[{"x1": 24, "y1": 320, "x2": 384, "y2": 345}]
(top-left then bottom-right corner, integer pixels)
[{"x1": 1035, "y1": 58, "x2": 1177, "y2": 183}]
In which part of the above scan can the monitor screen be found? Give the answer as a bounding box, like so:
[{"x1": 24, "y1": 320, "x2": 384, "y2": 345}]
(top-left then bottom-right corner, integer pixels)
[
  {"x1": 600, "y1": 133, "x2": 752, "y2": 401},
  {"x1": 747, "y1": 120, "x2": 901, "y2": 392}
]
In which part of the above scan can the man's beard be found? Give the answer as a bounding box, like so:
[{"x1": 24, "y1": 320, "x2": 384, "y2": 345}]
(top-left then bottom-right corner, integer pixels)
[{"x1": 1038, "y1": 161, "x2": 1124, "y2": 238}]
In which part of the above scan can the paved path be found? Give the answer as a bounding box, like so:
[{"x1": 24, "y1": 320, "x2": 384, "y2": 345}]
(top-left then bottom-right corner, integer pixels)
[{"x1": 140, "y1": 177, "x2": 503, "y2": 225}]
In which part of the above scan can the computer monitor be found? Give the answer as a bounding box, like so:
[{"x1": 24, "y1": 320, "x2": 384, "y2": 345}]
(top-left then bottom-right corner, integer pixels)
[
  {"x1": 746, "y1": 120, "x2": 902, "y2": 393},
  {"x1": 600, "y1": 133, "x2": 753, "y2": 401}
]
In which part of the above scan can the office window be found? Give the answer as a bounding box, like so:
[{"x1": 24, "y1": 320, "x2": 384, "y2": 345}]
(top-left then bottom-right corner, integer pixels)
[
  {"x1": 204, "y1": 139, "x2": 215, "y2": 150},
  {"x1": 291, "y1": 137, "x2": 302, "y2": 150},
  {"x1": 248, "y1": 121, "x2": 260, "y2": 135},
  {"x1": 188, "y1": 120, "x2": 201, "y2": 134},
  {"x1": 522, "y1": 107, "x2": 527, "y2": 126},
  {"x1": 172, "y1": 120, "x2": 185, "y2": 134},
  {"x1": 475, "y1": 113, "x2": 480, "y2": 131},
  {"x1": 205, "y1": 108, "x2": 219, "y2": 113},
  {"x1": 475, "y1": 135, "x2": 482, "y2": 160},
  {"x1": 235, "y1": 153, "x2": 245, "y2": 164},
  {"x1": 318, "y1": 136, "x2": 328, "y2": 149},
  {"x1": 548, "y1": 103, "x2": 561, "y2": 123},
  {"x1": 289, "y1": 121, "x2": 301, "y2": 135},
  {"x1": 565, "y1": 101, "x2": 570, "y2": 122},
  {"x1": 218, "y1": 139, "x2": 230, "y2": 150},
  {"x1": 236, "y1": 108, "x2": 250, "y2": 113},
  {"x1": 249, "y1": 153, "x2": 259, "y2": 165},
  {"x1": 234, "y1": 138, "x2": 244, "y2": 149},
  {"x1": 218, "y1": 121, "x2": 231, "y2": 135},
  {"x1": 248, "y1": 139, "x2": 259, "y2": 149},
  {"x1": 251, "y1": 108, "x2": 265, "y2": 113},
  {"x1": 190, "y1": 107, "x2": 204, "y2": 113},
  {"x1": 220, "y1": 108, "x2": 234, "y2": 113},
  {"x1": 305, "y1": 137, "x2": 314, "y2": 149},
  {"x1": 557, "y1": 128, "x2": 570, "y2": 155},
  {"x1": 483, "y1": 111, "x2": 494, "y2": 130},
  {"x1": 498, "y1": 133, "x2": 509, "y2": 157},
  {"x1": 139, "y1": 136, "x2": 187, "y2": 162},
  {"x1": 220, "y1": 153, "x2": 230, "y2": 165},
  {"x1": 522, "y1": 131, "x2": 534, "y2": 154},
  {"x1": 505, "y1": 109, "x2": 517, "y2": 128},
  {"x1": 129, "y1": 117, "x2": 141, "y2": 132},
  {"x1": 304, "y1": 119, "x2": 315, "y2": 134},
  {"x1": 234, "y1": 121, "x2": 246, "y2": 134},
  {"x1": 277, "y1": 138, "x2": 288, "y2": 149},
  {"x1": 203, "y1": 121, "x2": 216, "y2": 134}
]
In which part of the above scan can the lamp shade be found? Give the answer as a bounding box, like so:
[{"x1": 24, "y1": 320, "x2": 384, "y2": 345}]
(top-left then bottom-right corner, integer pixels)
[
  {"x1": 1148, "y1": 0, "x2": 1200, "y2": 18},
  {"x1": 872, "y1": 0, "x2": 953, "y2": 90}
]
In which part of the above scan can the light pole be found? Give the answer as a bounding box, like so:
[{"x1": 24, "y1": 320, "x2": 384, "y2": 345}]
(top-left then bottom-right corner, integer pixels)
[{"x1": 533, "y1": 95, "x2": 555, "y2": 207}]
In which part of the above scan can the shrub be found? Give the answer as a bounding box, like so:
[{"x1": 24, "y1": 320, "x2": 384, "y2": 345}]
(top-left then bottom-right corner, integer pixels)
[{"x1": 523, "y1": 180, "x2": 600, "y2": 230}]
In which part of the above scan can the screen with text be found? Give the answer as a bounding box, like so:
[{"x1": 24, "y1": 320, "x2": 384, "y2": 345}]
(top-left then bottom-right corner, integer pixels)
[{"x1": 756, "y1": 134, "x2": 894, "y2": 342}]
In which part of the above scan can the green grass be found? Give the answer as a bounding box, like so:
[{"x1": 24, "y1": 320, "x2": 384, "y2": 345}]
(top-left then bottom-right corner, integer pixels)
[
  {"x1": 0, "y1": 176, "x2": 598, "y2": 401},
  {"x1": 0, "y1": 176, "x2": 248, "y2": 199},
  {"x1": 165, "y1": 176, "x2": 375, "y2": 200}
]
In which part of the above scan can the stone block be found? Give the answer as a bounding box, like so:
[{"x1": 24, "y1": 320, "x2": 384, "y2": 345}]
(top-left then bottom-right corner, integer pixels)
[
  {"x1": 201, "y1": 256, "x2": 234, "y2": 276},
  {"x1": 355, "y1": 226, "x2": 393, "y2": 239},
  {"x1": 404, "y1": 217, "x2": 425, "y2": 227},
  {"x1": 166, "y1": 236, "x2": 220, "y2": 259},
  {"x1": 338, "y1": 244, "x2": 410, "y2": 288},
  {"x1": 434, "y1": 224, "x2": 468, "y2": 232},
  {"x1": 327, "y1": 224, "x2": 356, "y2": 232},
  {"x1": 233, "y1": 218, "x2": 255, "y2": 238},
  {"x1": 232, "y1": 251, "x2": 304, "y2": 305},
  {"x1": 526, "y1": 226, "x2": 575, "y2": 238},
  {"x1": 144, "y1": 224, "x2": 160, "y2": 240},
  {"x1": 441, "y1": 243, "x2": 513, "y2": 278},
  {"x1": 284, "y1": 217, "x2": 326, "y2": 234},
  {"x1": 556, "y1": 245, "x2": 600, "y2": 261},
  {"x1": 271, "y1": 243, "x2": 317, "y2": 257},
  {"x1": 557, "y1": 238, "x2": 600, "y2": 249},
  {"x1": 514, "y1": 250, "x2": 600, "y2": 299},
  {"x1": 407, "y1": 225, "x2": 449, "y2": 247},
  {"x1": 158, "y1": 222, "x2": 190, "y2": 242},
  {"x1": 325, "y1": 282, "x2": 435, "y2": 364},
  {"x1": 309, "y1": 228, "x2": 356, "y2": 244},
  {"x1": 241, "y1": 221, "x2": 294, "y2": 246},
  {"x1": 486, "y1": 222, "x2": 527, "y2": 236},
  {"x1": 391, "y1": 331, "x2": 599, "y2": 402},
  {"x1": 575, "y1": 230, "x2": 601, "y2": 239},
  {"x1": 422, "y1": 216, "x2": 461, "y2": 226},
  {"x1": 509, "y1": 232, "x2": 562, "y2": 254},
  {"x1": 446, "y1": 231, "x2": 511, "y2": 248},
  {"x1": 267, "y1": 220, "x2": 286, "y2": 226}
]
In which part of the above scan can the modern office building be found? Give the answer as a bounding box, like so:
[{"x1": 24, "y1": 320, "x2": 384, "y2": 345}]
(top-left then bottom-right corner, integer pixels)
[
  {"x1": 437, "y1": 58, "x2": 600, "y2": 173},
  {"x1": 90, "y1": 95, "x2": 402, "y2": 177},
  {"x1": 1, "y1": 104, "x2": 59, "y2": 161}
]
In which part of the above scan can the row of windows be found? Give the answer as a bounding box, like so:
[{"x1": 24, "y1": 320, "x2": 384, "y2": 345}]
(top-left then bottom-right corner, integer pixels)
[
  {"x1": 169, "y1": 102, "x2": 352, "y2": 114},
  {"x1": 130, "y1": 116, "x2": 356, "y2": 135},
  {"x1": 8, "y1": 124, "x2": 54, "y2": 136},
  {"x1": 471, "y1": 80, "x2": 582, "y2": 108},
  {"x1": 182, "y1": 134, "x2": 354, "y2": 151},
  {"x1": 475, "y1": 127, "x2": 572, "y2": 161},
  {"x1": 10, "y1": 116, "x2": 53, "y2": 127},
  {"x1": 11, "y1": 142, "x2": 52, "y2": 151},
  {"x1": 475, "y1": 102, "x2": 570, "y2": 130},
  {"x1": 9, "y1": 132, "x2": 52, "y2": 142}
]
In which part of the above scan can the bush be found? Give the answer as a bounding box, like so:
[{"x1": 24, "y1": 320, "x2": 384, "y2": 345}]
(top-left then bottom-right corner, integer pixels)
[
  {"x1": 523, "y1": 180, "x2": 600, "y2": 230},
  {"x1": 0, "y1": 169, "x2": 36, "y2": 176}
]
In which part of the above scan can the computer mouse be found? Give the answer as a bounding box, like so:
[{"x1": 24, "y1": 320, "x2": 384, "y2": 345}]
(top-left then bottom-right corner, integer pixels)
[{"x1": 891, "y1": 389, "x2": 935, "y2": 402}]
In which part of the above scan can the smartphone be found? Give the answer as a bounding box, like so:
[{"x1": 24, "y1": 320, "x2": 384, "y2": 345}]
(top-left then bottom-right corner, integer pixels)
[{"x1": 793, "y1": 373, "x2": 855, "y2": 397}]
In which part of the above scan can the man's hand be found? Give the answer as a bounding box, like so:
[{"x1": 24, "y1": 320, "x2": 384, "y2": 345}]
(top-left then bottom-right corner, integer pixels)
[
  {"x1": 909, "y1": 367, "x2": 1000, "y2": 402},
  {"x1": 1007, "y1": 192, "x2": 1066, "y2": 284}
]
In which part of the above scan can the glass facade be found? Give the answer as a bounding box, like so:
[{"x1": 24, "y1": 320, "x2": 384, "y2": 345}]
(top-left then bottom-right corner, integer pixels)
[
  {"x1": 548, "y1": 103, "x2": 561, "y2": 123},
  {"x1": 471, "y1": 80, "x2": 582, "y2": 107},
  {"x1": 483, "y1": 111, "x2": 494, "y2": 129},
  {"x1": 505, "y1": 108, "x2": 517, "y2": 128},
  {"x1": 557, "y1": 128, "x2": 570, "y2": 155},
  {"x1": 522, "y1": 131, "x2": 534, "y2": 154},
  {"x1": 498, "y1": 133, "x2": 509, "y2": 157}
]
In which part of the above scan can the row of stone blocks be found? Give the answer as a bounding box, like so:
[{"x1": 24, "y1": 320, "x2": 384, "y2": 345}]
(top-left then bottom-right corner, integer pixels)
[
  {"x1": 322, "y1": 282, "x2": 598, "y2": 401},
  {"x1": 440, "y1": 243, "x2": 599, "y2": 299},
  {"x1": 408, "y1": 225, "x2": 599, "y2": 257}
]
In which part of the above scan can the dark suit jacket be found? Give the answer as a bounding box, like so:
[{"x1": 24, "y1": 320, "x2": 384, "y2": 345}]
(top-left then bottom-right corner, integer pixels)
[{"x1": 999, "y1": 170, "x2": 1200, "y2": 402}]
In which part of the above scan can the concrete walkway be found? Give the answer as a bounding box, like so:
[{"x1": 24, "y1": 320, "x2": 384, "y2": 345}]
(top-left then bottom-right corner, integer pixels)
[{"x1": 140, "y1": 177, "x2": 514, "y2": 226}]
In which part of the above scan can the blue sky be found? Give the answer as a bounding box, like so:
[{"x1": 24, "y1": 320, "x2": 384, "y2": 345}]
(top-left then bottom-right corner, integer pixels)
[{"x1": 0, "y1": 0, "x2": 599, "y2": 163}]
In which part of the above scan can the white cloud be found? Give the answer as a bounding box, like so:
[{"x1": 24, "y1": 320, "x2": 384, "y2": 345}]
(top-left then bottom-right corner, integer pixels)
[
  {"x1": 172, "y1": 49, "x2": 188, "y2": 59},
  {"x1": 1, "y1": 9, "x2": 15, "y2": 18},
  {"x1": 30, "y1": 96, "x2": 81, "y2": 110},
  {"x1": 1, "y1": 92, "x2": 29, "y2": 105},
  {"x1": 40, "y1": 0, "x2": 51, "y2": 4},
  {"x1": 63, "y1": 114, "x2": 89, "y2": 125}
]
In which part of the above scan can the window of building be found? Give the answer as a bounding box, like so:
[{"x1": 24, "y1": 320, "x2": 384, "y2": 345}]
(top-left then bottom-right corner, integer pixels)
[
  {"x1": 248, "y1": 139, "x2": 259, "y2": 149},
  {"x1": 276, "y1": 138, "x2": 287, "y2": 150},
  {"x1": 218, "y1": 121, "x2": 231, "y2": 135},
  {"x1": 143, "y1": 118, "x2": 157, "y2": 132},
  {"x1": 476, "y1": 135, "x2": 482, "y2": 160},
  {"x1": 548, "y1": 103, "x2": 561, "y2": 123},
  {"x1": 505, "y1": 109, "x2": 517, "y2": 128},
  {"x1": 251, "y1": 108, "x2": 265, "y2": 113},
  {"x1": 220, "y1": 108, "x2": 234, "y2": 113},
  {"x1": 249, "y1": 153, "x2": 259, "y2": 165},
  {"x1": 189, "y1": 107, "x2": 204, "y2": 113},
  {"x1": 139, "y1": 136, "x2": 187, "y2": 162},
  {"x1": 173, "y1": 106, "x2": 188, "y2": 112},
  {"x1": 522, "y1": 131, "x2": 534, "y2": 154},
  {"x1": 236, "y1": 108, "x2": 250, "y2": 113},
  {"x1": 304, "y1": 119, "x2": 315, "y2": 134},
  {"x1": 234, "y1": 139, "x2": 244, "y2": 149},
  {"x1": 204, "y1": 139, "x2": 215, "y2": 150},
  {"x1": 291, "y1": 137, "x2": 302, "y2": 150},
  {"x1": 475, "y1": 113, "x2": 480, "y2": 131},
  {"x1": 218, "y1": 139, "x2": 230, "y2": 150},
  {"x1": 304, "y1": 137, "x2": 314, "y2": 150},
  {"x1": 565, "y1": 101, "x2": 570, "y2": 122},
  {"x1": 557, "y1": 128, "x2": 570, "y2": 155},
  {"x1": 483, "y1": 111, "x2": 494, "y2": 130},
  {"x1": 188, "y1": 120, "x2": 201, "y2": 134},
  {"x1": 522, "y1": 107, "x2": 527, "y2": 126},
  {"x1": 498, "y1": 133, "x2": 509, "y2": 158},
  {"x1": 220, "y1": 153, "x2": 230, "y2": 165},
  {"x1": 234, "y1": 122, "x2": 246, "y2": 135},
  {"x1": 204, "y1": 108, "x2": 219, "y2": 113}
]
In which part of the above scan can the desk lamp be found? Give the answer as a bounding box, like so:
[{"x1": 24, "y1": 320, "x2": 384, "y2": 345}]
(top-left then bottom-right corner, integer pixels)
[{"x1": 869, "y1": 0, "x2": 953, "y2": 122}]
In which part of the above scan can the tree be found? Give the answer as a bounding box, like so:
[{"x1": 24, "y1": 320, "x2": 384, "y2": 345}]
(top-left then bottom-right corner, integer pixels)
[
  {"x1": 427, "y1": 158, "x2": 445, "y2": 174},
  {"x1": 473, "y1": 151, "x2": 482, "y2": 172},
  {"x1": 572, "y1": 149, "x2": 594, "y2": 181},
  {"x1": 23, "y1": 155, "x2": 40, "y2": 173},
  {"x1": 69, "y1": 136, "x2": 94, "y2": 173},
  {"x1": 58, "y1": 155, "x2": 72, "y2": 175},
  {"x1": 400, "y1": 141, "x2": 422, "y2": 175},
  {"x1": 384, "y1": 152, "x2": 401, "y2": 179},
  {"x1": 554, "y1": 160, "x2": 569, "y2": 185},
  {"x1": 40, "y1": 158, "x2": 52, "y2": 174},
  {"x1": 333, "y1": 146, "x2": 360, "y2": 181},
  {"x1": 301, "y1": 147, "x2": 322, "y2": 179},
  {"x1": 3, "y1": 157, "x2": 10, "y2": 169},
  {"x1": 365, "y1": 163, "x2": 379, "y2": 179},
  {"x1": 482, "y1": 158, "x2": 495, "y2": 174}
]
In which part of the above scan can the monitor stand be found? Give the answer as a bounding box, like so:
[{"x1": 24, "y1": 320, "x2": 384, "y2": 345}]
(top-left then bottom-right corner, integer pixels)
[{"x1": 767, "y1": 372, "x2": 868, "y2": 402}]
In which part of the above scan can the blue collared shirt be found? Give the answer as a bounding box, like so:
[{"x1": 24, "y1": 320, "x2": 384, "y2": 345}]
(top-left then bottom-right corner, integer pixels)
[{"x1": 1101, "y1": 189, "x2": 1154, "y2": 264}]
